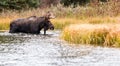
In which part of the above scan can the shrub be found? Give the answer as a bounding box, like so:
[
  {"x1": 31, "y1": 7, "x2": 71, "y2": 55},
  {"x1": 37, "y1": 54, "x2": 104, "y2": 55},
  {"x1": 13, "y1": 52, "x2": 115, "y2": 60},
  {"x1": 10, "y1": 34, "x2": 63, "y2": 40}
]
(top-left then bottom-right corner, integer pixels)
[
  {"x1": 61, "y1": 0, "x2": 90, "y2": 6},
  {"x1": 0, "y1": 0, "x2": 40, "y2": 10}
]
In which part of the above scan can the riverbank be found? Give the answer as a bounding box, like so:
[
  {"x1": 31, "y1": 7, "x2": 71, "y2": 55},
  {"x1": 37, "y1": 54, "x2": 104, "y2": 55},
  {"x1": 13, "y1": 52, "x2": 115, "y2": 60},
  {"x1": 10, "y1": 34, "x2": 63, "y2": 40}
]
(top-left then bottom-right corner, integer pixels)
[
  {"x1": 0, "y1": 1, "x2": 120, "y2": 47},
  {"x1": 61, "y1": 24, "x2": 120, "y2": 47},
  {"x1": 0, "y1": 1, "x2": 119, "y2": 30},
  {"x1": 0, "y1": 16, "x2": 119, "y2": 30}
]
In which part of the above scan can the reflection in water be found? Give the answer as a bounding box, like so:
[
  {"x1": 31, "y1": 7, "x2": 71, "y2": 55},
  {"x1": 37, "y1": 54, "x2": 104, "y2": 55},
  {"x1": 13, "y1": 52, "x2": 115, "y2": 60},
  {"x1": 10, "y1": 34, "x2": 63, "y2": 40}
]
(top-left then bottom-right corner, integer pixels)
[{"x1": 0, "y1": 31, "x2": 120, "y2": 66}]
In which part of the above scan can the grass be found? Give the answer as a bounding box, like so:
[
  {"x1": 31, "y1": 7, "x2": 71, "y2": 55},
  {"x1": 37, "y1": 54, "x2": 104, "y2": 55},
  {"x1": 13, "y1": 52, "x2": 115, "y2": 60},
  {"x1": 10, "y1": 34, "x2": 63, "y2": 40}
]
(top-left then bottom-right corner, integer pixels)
[
  {"x1": 0, "y1": 1, "x2": 119, "y2": 30},
  {"x1": 61, "y1": 24, "x2": 120, "y2": 47},
  {"x1": 0, "y1": 16, "x2": 119, "y2": 30},
  {"x1": 0, "y1": 18, "x2": 11, "y2": 30},
  {"x1": 52, "y1": 16, "x2": 119, "y2": 29}
]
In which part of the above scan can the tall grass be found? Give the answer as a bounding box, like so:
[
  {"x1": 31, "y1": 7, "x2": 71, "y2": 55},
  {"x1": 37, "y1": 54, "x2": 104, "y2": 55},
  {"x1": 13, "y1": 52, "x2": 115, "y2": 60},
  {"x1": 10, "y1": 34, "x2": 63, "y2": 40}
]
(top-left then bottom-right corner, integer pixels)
[
  {"x1": 61, "y1": 24, "x2": 120, "y2": 47},
  {"x1": 0, "y1": 18, "x2": 11, "y2": 30},
  {"x1": 52, "y1": 16, "x2": 118, "y2": 29},
  {"x1": 0, "y1": 1, "x2": 120, "y2": 30}
]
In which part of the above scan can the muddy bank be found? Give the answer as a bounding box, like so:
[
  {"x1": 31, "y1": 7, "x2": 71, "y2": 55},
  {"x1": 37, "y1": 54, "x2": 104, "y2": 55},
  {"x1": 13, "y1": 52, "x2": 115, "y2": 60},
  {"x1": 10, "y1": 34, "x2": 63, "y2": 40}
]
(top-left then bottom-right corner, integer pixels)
[{"x1": 0, "y1": 31, "x2": 120, "y2": 66}]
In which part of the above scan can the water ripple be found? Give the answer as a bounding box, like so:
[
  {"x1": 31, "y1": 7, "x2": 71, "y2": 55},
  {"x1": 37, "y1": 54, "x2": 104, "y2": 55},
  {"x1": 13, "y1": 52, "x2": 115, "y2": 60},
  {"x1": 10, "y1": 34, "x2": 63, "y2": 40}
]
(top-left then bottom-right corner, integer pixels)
[{"x1": 0, "y1": 31, "x2": 120, "y2": 66}]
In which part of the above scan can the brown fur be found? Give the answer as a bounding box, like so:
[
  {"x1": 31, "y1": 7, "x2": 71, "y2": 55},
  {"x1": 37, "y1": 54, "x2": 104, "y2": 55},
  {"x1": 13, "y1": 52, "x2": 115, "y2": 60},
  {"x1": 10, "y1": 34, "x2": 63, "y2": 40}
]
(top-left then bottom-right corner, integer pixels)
[{"x1": 9, "y1": 12, "x2": 55, "y2": 35}]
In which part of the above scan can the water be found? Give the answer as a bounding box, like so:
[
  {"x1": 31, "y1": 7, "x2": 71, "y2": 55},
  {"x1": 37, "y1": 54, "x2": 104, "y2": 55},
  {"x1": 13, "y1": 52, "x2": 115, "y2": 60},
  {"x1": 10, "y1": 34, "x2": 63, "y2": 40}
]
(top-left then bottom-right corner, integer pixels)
[{"x1": 0, "y1": 31, "x2": 120, "y2": 66}]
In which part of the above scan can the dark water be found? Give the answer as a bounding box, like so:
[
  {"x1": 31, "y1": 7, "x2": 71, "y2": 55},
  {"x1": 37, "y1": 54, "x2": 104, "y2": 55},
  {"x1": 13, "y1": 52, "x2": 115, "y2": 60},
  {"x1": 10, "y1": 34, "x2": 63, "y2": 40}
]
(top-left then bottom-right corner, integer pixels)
[{"x1": 0, "y1": 31, "x2": 120, "y2": 66}]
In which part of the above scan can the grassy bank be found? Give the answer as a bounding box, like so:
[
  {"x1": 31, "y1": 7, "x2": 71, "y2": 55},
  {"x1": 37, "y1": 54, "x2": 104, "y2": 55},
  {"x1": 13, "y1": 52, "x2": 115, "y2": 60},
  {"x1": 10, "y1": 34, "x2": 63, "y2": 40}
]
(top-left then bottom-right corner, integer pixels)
[
  {"x1": 0, "y1": 0, "x2": 120, "y2": 47},
  {"x1": 0, "y1": 16, "x2": 118, "y2": 30},
  {"x1": 0, "y1": 1, "x2": 119, "y2": 30},
  {"x1": 52, "y1": 16, "x2": 119, "y2": 29},
  {"x1": 61, "y1": 24, "x2": 120, "y2": 47}
]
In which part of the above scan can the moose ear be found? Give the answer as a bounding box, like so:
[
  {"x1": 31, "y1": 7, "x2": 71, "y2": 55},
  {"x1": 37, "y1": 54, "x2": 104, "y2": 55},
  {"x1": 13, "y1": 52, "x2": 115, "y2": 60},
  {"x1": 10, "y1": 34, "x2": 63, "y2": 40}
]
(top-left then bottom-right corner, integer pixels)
[{"x1": 45, "y1": 11, "x2": 55, "y2": 19}]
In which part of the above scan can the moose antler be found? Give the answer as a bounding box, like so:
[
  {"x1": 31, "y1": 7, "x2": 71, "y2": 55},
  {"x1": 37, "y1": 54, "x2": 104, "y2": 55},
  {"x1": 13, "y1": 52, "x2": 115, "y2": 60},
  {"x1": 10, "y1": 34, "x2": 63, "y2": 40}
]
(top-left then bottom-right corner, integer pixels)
[{"x1": 44, "y1": 11, "x2": 55, "y2": 19}]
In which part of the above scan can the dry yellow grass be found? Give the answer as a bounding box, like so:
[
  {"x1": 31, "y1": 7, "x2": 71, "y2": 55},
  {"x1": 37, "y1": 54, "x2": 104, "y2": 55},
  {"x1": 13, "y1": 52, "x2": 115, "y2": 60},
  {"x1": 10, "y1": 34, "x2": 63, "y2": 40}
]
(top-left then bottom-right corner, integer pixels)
[
  {"x1": 61, "y1": 24, "x2": 120, "y2": 47},
  {"x1": 52, "y1": 16, "x2": 119, "y2": 29},
  {"x1": 0, "y1": 15, "x2": 119, "y2": 30},
  {"x1": 0, "y1": 1, "x2": 119, "y2": 30},
  {"x1": 0, "y1": 18, "x2": 11, "y2": 30}
]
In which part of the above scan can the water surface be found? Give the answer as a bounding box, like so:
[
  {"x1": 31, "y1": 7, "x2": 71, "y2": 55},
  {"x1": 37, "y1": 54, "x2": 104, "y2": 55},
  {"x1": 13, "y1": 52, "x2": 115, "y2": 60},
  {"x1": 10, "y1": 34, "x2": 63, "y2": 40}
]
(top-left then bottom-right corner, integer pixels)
[{"x1": 0, "y1": 31, "x2": 120, "y2": 66}]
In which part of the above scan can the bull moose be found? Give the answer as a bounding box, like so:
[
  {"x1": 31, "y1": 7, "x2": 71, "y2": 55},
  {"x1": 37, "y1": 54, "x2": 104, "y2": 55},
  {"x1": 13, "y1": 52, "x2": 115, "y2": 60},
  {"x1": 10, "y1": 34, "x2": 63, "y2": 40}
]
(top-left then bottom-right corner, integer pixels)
[{"x1": 9, "y1": 11, "x2": 55, "y2": 35}]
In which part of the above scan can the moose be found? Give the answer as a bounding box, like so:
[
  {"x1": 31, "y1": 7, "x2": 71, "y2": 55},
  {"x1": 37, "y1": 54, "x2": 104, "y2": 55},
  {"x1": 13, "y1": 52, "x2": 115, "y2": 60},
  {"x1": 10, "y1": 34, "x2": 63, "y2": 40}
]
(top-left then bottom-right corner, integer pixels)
[{"x1": 9, "y1": 11, "x2": 55, "y2": 35}]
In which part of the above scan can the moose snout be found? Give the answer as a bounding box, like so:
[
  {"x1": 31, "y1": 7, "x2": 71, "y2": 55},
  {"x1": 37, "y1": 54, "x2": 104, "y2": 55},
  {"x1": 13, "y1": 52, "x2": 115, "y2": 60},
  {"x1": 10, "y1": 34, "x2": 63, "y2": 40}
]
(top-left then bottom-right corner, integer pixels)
[{"x1": 50, "y1": 26, "x2": 54, "y2": 30}]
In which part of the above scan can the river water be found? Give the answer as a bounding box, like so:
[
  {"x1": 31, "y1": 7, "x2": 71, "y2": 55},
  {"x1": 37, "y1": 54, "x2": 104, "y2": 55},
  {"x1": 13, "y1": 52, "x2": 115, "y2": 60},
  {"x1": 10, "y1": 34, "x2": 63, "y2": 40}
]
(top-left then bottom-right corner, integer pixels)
[{"x1": 0, "y1": 31, "x2": 120, "y2": 66}]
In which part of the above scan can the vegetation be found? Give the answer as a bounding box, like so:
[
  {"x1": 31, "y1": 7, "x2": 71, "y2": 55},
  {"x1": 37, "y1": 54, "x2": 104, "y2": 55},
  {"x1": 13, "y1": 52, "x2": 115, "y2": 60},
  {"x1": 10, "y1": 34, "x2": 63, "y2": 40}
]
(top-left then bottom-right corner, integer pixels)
[
  {"x1": 0, "y1": 0, "x2": 40, "y2": 10},
  {"x1": 61, "y1": 0, "x2": 90, "y2": 6},
  {"x1": 0, "y1": 0, "x2": 119, "y2": 30},
  {"x1": 61, "y1": 24, "x2": 120, "y2": 47}
]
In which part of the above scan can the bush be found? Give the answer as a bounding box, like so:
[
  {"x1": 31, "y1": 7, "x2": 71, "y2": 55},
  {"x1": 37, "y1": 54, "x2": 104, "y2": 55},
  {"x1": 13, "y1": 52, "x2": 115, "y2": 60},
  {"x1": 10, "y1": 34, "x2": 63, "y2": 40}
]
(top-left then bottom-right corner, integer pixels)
[
  {"x1": 60, "y1": 0, "x2": 109, "y2": 7},
  {"x1": 0, "y1": 0, "x2": 40, "y2": 10},
  {"x1": 39, "y1": 0, "x2": 60, "y2": 8},
  {"x1": 61, "y1": 0, "x2": 90, "y2": 6}
]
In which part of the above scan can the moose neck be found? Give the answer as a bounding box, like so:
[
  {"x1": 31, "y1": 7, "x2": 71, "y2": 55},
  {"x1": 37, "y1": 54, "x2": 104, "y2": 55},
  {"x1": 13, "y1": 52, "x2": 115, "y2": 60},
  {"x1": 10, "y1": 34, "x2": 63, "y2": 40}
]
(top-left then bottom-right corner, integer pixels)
[{"x1": 37, "y1": 17, "x2": 47, "y2": 31}]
